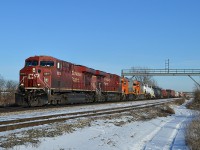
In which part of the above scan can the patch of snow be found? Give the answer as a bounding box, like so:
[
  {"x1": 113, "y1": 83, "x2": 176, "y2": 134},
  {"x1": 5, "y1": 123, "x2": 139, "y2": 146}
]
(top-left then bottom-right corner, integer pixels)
[
  {"x1": 12, "y1": 117, "x2": 172, "y2": 150},
  {"x1": 144, "y1": 101, "x2": 197, "y2": 150}
]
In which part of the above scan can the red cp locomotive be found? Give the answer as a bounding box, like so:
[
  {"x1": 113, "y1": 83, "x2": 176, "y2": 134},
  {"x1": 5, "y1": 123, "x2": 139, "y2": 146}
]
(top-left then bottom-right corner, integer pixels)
[{"x1": 16, "y1": 56, "x2": 122, "y2": 106}]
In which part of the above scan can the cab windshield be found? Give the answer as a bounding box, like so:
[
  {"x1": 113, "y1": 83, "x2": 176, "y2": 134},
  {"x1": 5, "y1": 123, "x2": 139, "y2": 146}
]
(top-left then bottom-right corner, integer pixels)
[
  {"x1": 25, "y1": 60, "x2": 38, "y2": 67},
  {"x1": 40, "y1": 61, "x2": 54, "y2": 67}
]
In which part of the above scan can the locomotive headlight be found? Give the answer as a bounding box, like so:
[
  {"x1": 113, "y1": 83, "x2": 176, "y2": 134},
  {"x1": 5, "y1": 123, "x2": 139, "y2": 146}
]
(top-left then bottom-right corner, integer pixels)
[
  {"x1": 44, "y1": 72, "x2": 50, "y2": 76},
  {"x1": 44, "y1": 78, "x2": 49, "y2": 83},
  {"x1": 20, "y1": 73, "x2": 26, "y2": 76},
  {"x1": 32, "y1": 68, "x2": 36, "y2": 73},
  {"x1": 37, "y1": 83, "x2": 41, "y2": 87},
  {"x1": 20, "y1": 83, "x2": 24, "y2": 86}
]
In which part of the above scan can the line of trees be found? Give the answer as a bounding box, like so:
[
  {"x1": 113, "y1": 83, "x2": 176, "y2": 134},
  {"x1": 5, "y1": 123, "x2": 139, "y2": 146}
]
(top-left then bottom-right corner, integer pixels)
[
  {"x1": 0, "y1": 75, "x2": 18, "y2": 106},
  {"x1": 131, "y1": 67, "x2": 158, "y2": 87}
]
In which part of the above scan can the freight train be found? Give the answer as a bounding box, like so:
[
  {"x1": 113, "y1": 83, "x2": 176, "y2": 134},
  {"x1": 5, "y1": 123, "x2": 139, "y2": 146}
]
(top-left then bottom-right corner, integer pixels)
[{"x1": 15, "y1": 56, "x2": 181, "y2": 106}]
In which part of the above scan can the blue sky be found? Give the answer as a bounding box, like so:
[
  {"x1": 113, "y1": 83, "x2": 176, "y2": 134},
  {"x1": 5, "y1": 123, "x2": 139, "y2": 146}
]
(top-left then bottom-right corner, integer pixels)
[{"x1": 0, "y1": 0, "x2": 200, "y2": 91}]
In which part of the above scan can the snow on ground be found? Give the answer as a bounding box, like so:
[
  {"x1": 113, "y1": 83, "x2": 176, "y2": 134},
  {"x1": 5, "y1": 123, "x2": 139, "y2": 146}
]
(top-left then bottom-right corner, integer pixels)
[
  {"x1": 8, "y1": 99, "x2": 198, "y2": 150},
  {"x1": 144, "y1": 102, "x2": 196, "y2": 150},
  {"x1": 12, "y1": 116, "x2": 172, "y2": 150}
]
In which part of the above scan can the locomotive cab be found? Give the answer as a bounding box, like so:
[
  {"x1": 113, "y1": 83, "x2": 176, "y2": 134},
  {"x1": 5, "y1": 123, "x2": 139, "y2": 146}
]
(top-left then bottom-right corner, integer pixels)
[
  {"x1": 16, "y1": 56, "x2": 56, "y2": 106},
  {"x1": 20, "y1": 56, "x2": 54, "y2": 89}
]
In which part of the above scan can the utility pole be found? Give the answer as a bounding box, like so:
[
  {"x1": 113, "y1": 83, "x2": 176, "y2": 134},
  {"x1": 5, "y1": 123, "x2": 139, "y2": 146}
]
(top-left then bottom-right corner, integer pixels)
[{"x1": 165, "y1": 59, "x2": 169, "y2": 73}]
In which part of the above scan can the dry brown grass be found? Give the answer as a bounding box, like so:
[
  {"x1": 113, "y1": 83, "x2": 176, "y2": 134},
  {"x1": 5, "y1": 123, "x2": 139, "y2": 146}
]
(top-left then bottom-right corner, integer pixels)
[
  {"x1": 187, "y1": 89, "x2": 200, "y2": 110},
  {"x1": 159, "y1": 105, "x2": 175, "y2": 115},
  {"x1": 0, "y1": 91, "x2": 16, "y2": 107},
  {"x1": 186, "y1": 89, "x2": 200, "y2": 149},
  {"x1": 173, "y1": 98, "x2": 185, "y2": 106},
  {"x1": 186, "y1": 117, "x2": 200, "y2": 150},
  {"x1": 0, "y1": 123, "x2": 75, "y2": 148}
]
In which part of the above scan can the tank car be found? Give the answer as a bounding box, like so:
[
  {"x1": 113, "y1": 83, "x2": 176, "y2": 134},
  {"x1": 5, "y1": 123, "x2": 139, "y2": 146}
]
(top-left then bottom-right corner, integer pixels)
[
  {"x1": 15, "y1": 56, "x2": 122, "y2": 106},
  {"x1": 142, "y1": 84, "x2": 155, "y2": 99}
]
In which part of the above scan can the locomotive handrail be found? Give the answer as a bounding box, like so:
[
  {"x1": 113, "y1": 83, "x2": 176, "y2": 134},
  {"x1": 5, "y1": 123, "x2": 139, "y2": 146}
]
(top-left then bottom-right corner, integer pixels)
[
  {"x1": 19, "y1": 76, "x2": 26, "y2": 85},
  {"x1": 38, "y1": 76, "x2": 50, "y2": 89}
]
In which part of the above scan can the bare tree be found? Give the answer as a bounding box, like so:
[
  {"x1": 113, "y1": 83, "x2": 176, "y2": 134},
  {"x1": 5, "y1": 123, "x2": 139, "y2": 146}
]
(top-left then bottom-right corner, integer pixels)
[
  {"x1": 0, "y1": 75, "x2": 5, "y2": 90},
  {"x1": 6, "y1": 80, "x2": 18, "y2": 91},
  {"x1": 0, "y1": 75, "x2": 5, "y2": 104},
  {"x1": 0, "y1": 74, "x2": 18, "y2": 106},
  {"x1": 4, "y1": 80, "x2": 18, "y2": 104},
  {"x1": 131, "y1": 67, "x2": 158, "y2": 87}
]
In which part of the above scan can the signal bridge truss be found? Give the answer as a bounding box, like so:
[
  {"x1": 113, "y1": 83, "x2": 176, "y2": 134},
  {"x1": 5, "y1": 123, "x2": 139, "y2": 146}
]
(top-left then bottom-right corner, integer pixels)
[{"x1": 121, "y1": 69, "x2": 200, "y2": 87}]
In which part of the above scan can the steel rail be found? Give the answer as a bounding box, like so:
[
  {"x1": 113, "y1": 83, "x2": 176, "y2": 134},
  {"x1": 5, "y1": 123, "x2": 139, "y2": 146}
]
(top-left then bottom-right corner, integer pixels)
[{"x1": 0, "y1": 98, "x2": 179, "y2": 132}]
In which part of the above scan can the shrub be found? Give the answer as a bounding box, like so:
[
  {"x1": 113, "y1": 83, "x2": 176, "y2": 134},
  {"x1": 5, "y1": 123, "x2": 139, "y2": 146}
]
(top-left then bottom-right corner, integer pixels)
[
  {"x1": 160, "y1": 105, "x2": 175, "y2": 115},
  {"x1": 0, "y1": 75, "x2": 18, "y2": 106},
  {"x1": 187, "y1": 89, "x2": 200, "y2": 110},
  {"x1": 173, "y1": 98, "x2": 185, "y2": 106},
  {"x1": 186, "y1": 89, "x2": 200, "y2": 149},
  {"x1": 186, "y1": 117, "x2": 200, "y2": 150}
]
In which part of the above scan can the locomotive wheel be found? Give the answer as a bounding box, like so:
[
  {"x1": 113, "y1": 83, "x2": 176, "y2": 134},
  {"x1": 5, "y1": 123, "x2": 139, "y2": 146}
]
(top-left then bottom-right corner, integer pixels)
[
  {"x1": 25, "y1": 94, "x2": 48, "y2": 107},
  {"x1": 131, "y1": 94, "x2": 137, "y2": 100}
]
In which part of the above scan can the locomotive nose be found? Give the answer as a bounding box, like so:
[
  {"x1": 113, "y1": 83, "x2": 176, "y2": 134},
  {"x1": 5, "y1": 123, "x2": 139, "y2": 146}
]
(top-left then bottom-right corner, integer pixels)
[{"x1": 20, "y1": 67, "x2": 41, "y2": 88}]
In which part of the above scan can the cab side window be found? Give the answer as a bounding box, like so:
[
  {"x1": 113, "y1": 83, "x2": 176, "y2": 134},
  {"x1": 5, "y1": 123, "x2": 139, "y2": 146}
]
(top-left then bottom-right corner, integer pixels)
[{"x1": 57, "y1": 62, "x2": 62, "y2": 69}]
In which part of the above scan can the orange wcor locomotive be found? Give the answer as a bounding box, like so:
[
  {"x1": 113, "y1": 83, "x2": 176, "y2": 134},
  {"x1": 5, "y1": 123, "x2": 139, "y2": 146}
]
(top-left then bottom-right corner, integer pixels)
[{"x1": 16, "y1": 56, "x2": 122, "y2": 106}]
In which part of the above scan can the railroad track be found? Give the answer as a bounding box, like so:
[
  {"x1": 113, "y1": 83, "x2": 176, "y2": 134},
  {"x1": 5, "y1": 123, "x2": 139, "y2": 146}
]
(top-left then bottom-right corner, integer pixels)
[
  {"x1": 0, "y1": 98, "x2": 181, "y2": 114},
  {"x1": 0, "y1": 98, "x2": 178, "y2": 132}
]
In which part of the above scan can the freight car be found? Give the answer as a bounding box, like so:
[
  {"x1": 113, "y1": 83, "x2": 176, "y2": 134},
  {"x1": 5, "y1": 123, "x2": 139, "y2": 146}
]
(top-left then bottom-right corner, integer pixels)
[
  {"x1": 16, "y1": 56, "x2": 122, "y2": 106},
  {"x1": 166, "y1": 89, "x2": 175, "y2": 98},
  {"x1": 152, "y1": 86, "x2": 162, "y2": 99},
  {"x1": 161, "y1": 89, "x2": 168, "y2": 98}
]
